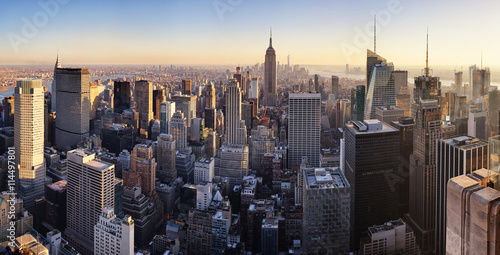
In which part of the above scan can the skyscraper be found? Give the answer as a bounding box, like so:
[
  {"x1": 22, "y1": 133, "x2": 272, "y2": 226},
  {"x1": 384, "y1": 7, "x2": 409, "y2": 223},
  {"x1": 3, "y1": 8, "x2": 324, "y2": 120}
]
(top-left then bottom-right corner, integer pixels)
[
  {"x1": 123, "y1": 142, "x2": 156, "y2": 197},
  {"x1": 288, "y1": 93, "x2": 321, "y2": 168},
  {"x1": 214, "y1": 143, "x2": 249, "y2": 188},
  {"x1": 135, "y1": 80, "x2": 153, "y2": 137},
  {"x1": 435, "y1": 136, "x2": 487, "y2": 255},
  {"x1": 170, "y1": 111, "x2": 187, "y2": 149},
  {"x1": 160, "y1": 101, "x2": 175, "y2": 133},
  {"x1": 364, "y1": 61, "x2": 396, "y2": 119},
  {"x1": 205, "y1": 82, "x2": 216, "y2": 109},
  {"x1": 264, "y1": 30, "x2": 277, "y2": 106},
  {"x1": 94, "y1": 207, "x2": 134, "y2": 255},
  {"x1": 171, "y1": 93, "x2": 197, "y2": 128},
  {"x1": 14, "y1": 79, "x2": 46, "y2": 213},
  {"x1": 344, "y1": 119, "x2": 399, "y2": 250},
  {"x1": 366, "y1": 49, "x2": 386, "y2": 91},
  {"x1": 302, "y1": 167, "x2": 350, "y2": 254},
  {"x1": 153, "y1": 88, "x2": 165, "y2": 120},
  {"x1": 224, "y1": 79, "x2": 246, "y2": 145},
  {"x1": 405, "y1": 99, "x2": 442, "y2": 254},
  {"x1": 114, "y1": 81, "x2": 131, "y2": 114},
  {"x1": 331, "y1": 75, "x2": 339, "y2": 95},
  {"x1": 157, "y1": 134, "x2": 177, "y2": 183},
  {"x1": 65, "y1": 149, "x2": 115, "y2": 255},
  {"x1": 182, "y1": 79, "x2": 192, "y2": 95},
  {"x1": 393, "y1": 70, "x2": 408, "y2": 95},
  {"x1": 454, "y1": 71, "x2": 463, "y2": 96},
  {"x1": 471, "y1": 67, "x2": 490, "y2": 100},
  {"x1": 55, "y1": 68, "x2": 90, "y2": 150},
  {"x1": 350, "y1": 85, "x2": 365, "y2": 122},
  {"x1": 314, "y1": 74, "x2": 319, "y2": 92}
]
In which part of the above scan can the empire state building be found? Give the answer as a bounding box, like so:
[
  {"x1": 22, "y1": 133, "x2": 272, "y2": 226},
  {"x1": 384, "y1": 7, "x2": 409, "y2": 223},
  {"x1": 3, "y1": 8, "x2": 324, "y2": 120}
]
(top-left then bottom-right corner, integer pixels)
[{"x1": 264, "y1": 30, "x2": 277, "y2": 106}]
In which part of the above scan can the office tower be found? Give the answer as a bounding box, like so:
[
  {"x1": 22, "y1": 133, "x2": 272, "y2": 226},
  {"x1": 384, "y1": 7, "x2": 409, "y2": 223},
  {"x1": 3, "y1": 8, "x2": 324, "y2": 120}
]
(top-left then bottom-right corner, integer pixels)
[
  {"x1": 157, "y1": 133, "x2": 177, "y2": 183},
  {"x1": 118, "y1": 149, "x2": 131, "y2": 171},
  {"x1": 435, "y1": 136, "x2": 487, "y2": 255},
  {"x1": 338, "y1": 99, "x2": 351, "y2": 128},
  {"x1": 302, "y1": 167, "x2": 350, "y2": 254},
  {"x1": 135, "y1": 80, "x2": 153, "y2": 137},
  {"x1": 264, "y1": 30, "x2": 277, "y2": 106},
  {"x1": 160, "y1": 101, "x2": 175, "y2": 133},
  {"x1": 176, "y1": 148, "x2": 195, "y2": 183},
  {"x1": 89, "y1": 81, "x2": 99, "y2": 120},
  {"x1": 14, "y1": 79, "x2": 46, "y2": 213},
  {"x1": 393, "y1": 70, "x2": 408, "y2": 94},
  {"x1": 441, "y1": 92, "x2": 457, "y2": 122},
  {"x1": 191, "y1": 117, "x2": 204, "y2": 143},
  {"x1": 214, "y1": 143, "x2": 249, "y2": 187},
  {"x1": 405, "y1": 99, "x2": 442, "y2": 254},
  {"x1": 212, "y1": 199, "x2": 232, "y2": 255},
  {"x1": 225, "y1": 79, "x2": 246, "y2": 145},
  {"x1": 204, "y1": 108, "x2": 216, "y2": 130},
  {"x1": 455, "y1": 117, "x2": 468, "y2": 136},
  {"x1": 114, "y1": 81, "x2": 131, "y2": 114},
  {"x1": 396, "y1": 86, "x2": 411, "y2": 117},
  {"x1": 151, "y1": 120, "x2": 161, "y2": 141},
  {"x1": 359, "y1": 219, "x2": 420, "y2": 255},
  {"x1": 468, "y1": 109, "x2": 487, "y2": 140},
  {"x1": 194, "y1": 157, "x2": 214, "y2": 184},
  {"x1": 261, "y1": 217, "x2": 279, "y2": 255},
  {"x1": 187, "y1": 209, "x2": 213, "y2": 255},
  {"x1": 45, "y1": 180, "x2": 67, "y2": 231},
  {"x1": 115, "y1": 178, "x2": 124, "y2": 218},
  {"x1": 55, "y1": 68, "x2": 90, "y2": 150},
  {"x1": 122, "y1": 108, "x2": 139, "y2": 130},
  {"x1": 171, "y1": 93, "x2": 197, "y2": 128},
  {"x1": 313, "y1": 74, "x2": 319, "y2": 92},
  {"x1": 366, "y1": 49, "x2": 386, "y2": 89},
  {"x1": 122, "y1": 186, "x2": 163, "y2": 248},
  {"x1": 250, "y1": 77, "x2": 259, "y2": 100},
  {"x1": 205, "y1": 82, "x2": 216, "y2": 109},
  {"x1": 94, "y1": 207, "x2": 134, "y2": 255},
  {"x1": 170, "y1": 111, "x2": 187, "y2": 149},
  {"x1": 153, "y1": 88, "x2": 165, "y2": 120},
  {"x1": 331, "y1": 75, "x2": 339, "y2": 95},
  {"x1": 3, "y1": 96, "x2": 14, "y2": 127},
  {"x1": 101, "y1": 124, "x2": 136, "y2": 155},
  {"x1": 206, "y1": 129, "x2": 217, "y2": 158},
  {"x1": 288, "y1": 93, "x2": 321, "y2": 168},
  {"x1": 364, "y1": 62, "x2": 396, "y2": 119},
  {"x1": 351, "y1": 85, "x2": 365, "y2": 121},
  {"x1": 249, "y1": 126, "x2": 276, "y2": 171},
  {"x1": 344, "y1": 119, "x2": 399, "y2": 250},
  {"x1": 455, "y1": 71, "x2": 463, "y2": 96},
  {"x1": 123, "y1": 142, "x2": 156, "y2": 197},
  {"x1": 246, "y1": 199, "x2": 274, "y2": 253},
  {"x1": 471, "y1": 67, "x2": 490, "y2": 100},
  {"x1": 390, "y1": 117, "x2": 414, "y2": 217},
  {"x1": 446, "y1": 169, "x2": 500, "y2": 254},
  {"x1": 65, "y1": 149, "x2": 115, "y2": 255},
  {"x1": 375, "y1": 106, "x2": 404, "y2": 123},
  {"x1": 182, "y1": 79, "x2": 192, "y2": 95}
]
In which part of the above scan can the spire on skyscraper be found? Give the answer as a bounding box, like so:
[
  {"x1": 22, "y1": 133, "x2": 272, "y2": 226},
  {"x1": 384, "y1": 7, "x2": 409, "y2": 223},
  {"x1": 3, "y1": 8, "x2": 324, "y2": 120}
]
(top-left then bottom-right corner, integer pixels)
[
  {"x1": 425, "y1": 27, "x2": 430, "y2": 77},
  {"x1": 269, "y1": 26, "x2": 273, "y2": 48},
  {"x1": 374, "y1": 15, "x2": 376, "y2": 53},
  {"x1": 55, "y1": 53, "x2": 61, "y2": 69}
]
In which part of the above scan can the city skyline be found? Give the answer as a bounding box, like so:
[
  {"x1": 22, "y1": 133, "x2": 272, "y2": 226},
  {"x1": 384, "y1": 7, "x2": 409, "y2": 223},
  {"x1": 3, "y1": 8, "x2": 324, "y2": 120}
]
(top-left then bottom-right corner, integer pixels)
[{"x1": 2, "y1": 0, "x2": 500, "y2": 68}]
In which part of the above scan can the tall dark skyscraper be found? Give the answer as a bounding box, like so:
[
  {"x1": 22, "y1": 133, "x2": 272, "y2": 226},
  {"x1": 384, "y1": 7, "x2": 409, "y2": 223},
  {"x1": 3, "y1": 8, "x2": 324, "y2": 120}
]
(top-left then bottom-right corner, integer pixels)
[
  {"x1": 153, "y1": 88, "x2": 165, "y2": 120},
  {"x1": 113, "y1": 81, "x2": 131, "y2": 114},
  {"x1": 135, "y1": 80, "x2": 153, "y2": 137},
  {"x1": 314, "y1": 74, "x2": 319, "y2": 93},
  {"x1": 331, "y1": 75, "x2": 339, "y2": 95},
  {"x1": 344, "y1": 119, "x2": 399, "y2": 251},
  {"x1": 55, "y1": 68, "x2": 90, "y2": 150},
  {"x1": 351, "y1": 85, "x2": 365, "y2": 122},
  {"x1": 263, "y1": 30, "x2": 277, "y2": 106},
  {"x1": 405, "y1": 99, "x2": 442, "y2": 254}
]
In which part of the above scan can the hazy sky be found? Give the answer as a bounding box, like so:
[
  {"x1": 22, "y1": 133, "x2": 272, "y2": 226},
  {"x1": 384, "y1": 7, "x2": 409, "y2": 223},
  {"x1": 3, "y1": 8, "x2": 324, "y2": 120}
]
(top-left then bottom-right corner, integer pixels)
[{"x1": 2, "y1": 0, "x2": 500, "y2": 68}]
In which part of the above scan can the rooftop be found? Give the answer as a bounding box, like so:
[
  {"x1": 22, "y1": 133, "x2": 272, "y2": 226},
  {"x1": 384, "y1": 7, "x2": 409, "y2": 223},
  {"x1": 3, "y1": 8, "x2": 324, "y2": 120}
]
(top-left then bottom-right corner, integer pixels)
[
  {"x1": 304, "y1": 167, "x2": 348, "y2": 190},
  {"x1": 47, "y1": 179, "x2": 67, "y2": 191}
]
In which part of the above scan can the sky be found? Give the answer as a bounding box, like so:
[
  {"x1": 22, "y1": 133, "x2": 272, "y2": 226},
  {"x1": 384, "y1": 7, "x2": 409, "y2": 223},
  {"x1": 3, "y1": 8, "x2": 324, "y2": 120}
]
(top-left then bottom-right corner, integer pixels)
[{"x1": 1, "y1": 0, "x2": 500, "y2": 68}]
